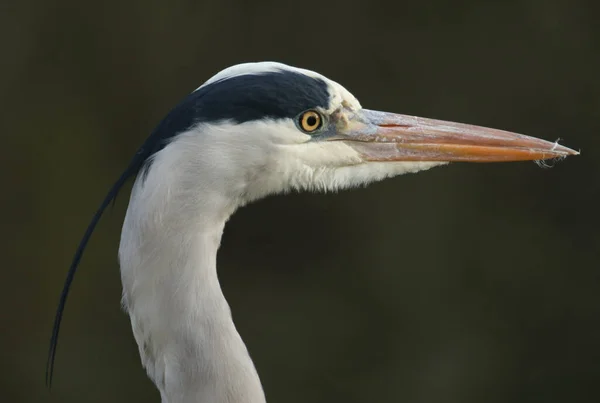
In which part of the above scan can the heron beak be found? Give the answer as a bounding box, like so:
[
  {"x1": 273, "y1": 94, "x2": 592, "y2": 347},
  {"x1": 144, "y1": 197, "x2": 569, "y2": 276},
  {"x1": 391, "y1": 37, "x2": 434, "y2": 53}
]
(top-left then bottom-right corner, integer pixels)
[{"x1": 337, "y1": 109, "x2": 579, "y2": 162}]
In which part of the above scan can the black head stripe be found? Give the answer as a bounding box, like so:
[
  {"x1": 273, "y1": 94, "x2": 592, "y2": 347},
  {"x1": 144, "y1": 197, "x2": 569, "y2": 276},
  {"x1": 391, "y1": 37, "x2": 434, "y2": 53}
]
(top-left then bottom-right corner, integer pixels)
[{"x1": 146, "y1": 69, "x2": 330, "y2": 157}]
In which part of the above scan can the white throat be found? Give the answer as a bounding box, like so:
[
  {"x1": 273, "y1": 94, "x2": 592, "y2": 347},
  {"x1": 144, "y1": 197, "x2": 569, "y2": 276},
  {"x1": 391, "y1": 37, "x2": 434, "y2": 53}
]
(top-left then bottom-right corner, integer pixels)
[{"x1": 119, "y1": 139, "x2": 266, "y2": 403}]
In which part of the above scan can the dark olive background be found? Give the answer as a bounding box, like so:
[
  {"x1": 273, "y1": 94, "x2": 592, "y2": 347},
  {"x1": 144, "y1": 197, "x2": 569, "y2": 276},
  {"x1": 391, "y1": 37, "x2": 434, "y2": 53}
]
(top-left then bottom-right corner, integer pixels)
[{"x1": 1, "y1": 0, "x2": 598, "y2": 402}]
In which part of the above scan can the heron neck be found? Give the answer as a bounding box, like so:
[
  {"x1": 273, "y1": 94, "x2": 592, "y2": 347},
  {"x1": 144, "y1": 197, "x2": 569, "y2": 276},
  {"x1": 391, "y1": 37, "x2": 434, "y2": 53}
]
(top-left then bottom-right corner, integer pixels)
[{"x1": 119, "y1": 184, "x2": 266, "y2": 403}]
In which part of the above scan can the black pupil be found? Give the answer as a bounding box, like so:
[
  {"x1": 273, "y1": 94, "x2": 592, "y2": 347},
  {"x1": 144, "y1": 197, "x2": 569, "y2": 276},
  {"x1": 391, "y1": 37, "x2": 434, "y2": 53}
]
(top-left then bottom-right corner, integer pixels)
[{"x1": 306, "y1": 115, "x2": 317, "y2": 127}]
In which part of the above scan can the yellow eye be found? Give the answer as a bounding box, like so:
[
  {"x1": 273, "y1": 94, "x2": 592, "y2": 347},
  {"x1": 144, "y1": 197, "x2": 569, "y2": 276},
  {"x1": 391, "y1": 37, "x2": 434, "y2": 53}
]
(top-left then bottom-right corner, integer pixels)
[{"x1": 299, "y1": 110, "x2": 322, "y2": 133}]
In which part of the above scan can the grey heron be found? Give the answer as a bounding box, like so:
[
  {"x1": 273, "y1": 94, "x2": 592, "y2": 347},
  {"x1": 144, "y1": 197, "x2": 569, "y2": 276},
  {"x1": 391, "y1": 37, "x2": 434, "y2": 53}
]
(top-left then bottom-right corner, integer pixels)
[{"x1": 47, "y1": 62, "x2": 578, "y2": 403}]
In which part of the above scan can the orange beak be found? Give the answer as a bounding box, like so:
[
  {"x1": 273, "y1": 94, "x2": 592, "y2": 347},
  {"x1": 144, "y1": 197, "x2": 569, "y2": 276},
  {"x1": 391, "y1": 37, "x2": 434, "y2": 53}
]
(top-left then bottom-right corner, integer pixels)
[{"x1": 337, "y1": 109, "x2": 578, "y2": 162}]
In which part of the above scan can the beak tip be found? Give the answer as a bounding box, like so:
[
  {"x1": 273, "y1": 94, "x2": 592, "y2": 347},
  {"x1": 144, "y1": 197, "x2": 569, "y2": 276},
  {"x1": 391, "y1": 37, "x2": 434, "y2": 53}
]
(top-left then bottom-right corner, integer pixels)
[{"x1": 552, "y1": 143, "x2": 580, "y2": 157}]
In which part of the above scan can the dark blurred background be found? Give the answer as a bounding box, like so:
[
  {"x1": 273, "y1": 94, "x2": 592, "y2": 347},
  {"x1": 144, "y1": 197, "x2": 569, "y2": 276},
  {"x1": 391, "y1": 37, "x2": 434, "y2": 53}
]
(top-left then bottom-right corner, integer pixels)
[{"x1": 1, "y1": 0, "x2": 598, "y2": 402}]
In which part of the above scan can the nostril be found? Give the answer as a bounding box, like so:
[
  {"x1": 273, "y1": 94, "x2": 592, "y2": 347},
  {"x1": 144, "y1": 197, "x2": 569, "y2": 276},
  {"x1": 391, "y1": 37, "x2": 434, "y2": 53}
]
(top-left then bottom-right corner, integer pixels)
[{"x1": 378, "y1": 123, "x2": 411, "y2": 128}]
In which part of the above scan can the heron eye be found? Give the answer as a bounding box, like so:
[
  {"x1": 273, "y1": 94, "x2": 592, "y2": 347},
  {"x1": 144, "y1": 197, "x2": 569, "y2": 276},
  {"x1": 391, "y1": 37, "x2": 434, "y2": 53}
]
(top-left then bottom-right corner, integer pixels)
[{"x1": 299, "y1": 110, "x2": 322, "y2": 133}]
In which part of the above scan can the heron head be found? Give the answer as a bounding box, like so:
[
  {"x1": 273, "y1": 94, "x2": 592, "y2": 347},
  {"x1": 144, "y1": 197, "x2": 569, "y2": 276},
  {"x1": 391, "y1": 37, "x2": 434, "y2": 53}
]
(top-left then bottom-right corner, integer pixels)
[{"x1": 143, "y1": 62, "x2": 577, "y2": 202}]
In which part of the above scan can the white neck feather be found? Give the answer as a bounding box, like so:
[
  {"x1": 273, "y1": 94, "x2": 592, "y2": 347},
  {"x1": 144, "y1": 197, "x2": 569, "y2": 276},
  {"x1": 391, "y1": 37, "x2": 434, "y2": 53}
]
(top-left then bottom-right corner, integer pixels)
[{"x1": 119, "y1": 132, "x2": 266, "y2": 403}]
